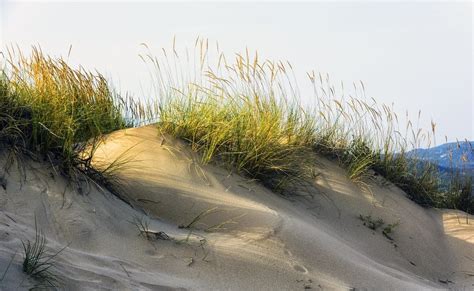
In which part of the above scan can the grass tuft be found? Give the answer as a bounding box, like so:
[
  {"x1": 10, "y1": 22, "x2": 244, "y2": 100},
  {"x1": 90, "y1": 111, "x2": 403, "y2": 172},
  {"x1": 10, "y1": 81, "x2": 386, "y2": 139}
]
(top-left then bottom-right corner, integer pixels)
[
  {"x1": 359, "y1": 214, "x2": 400, "y2": 241},
  {"x1": 21, "y1": 219, "x2": 66, "y2": 287},
  {"x1": 0, "y1": 47, "x2": 151, "y2": 199},
  {"x1": 1, "y1": 47, "x2": 127, "y2": 172}
]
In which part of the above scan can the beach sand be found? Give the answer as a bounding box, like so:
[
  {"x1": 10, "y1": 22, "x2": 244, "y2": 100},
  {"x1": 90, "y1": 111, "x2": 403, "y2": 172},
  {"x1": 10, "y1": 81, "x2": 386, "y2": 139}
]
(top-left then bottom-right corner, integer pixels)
[{"x1": 0, "y1": 125, "x2": 472, "y2": 290}]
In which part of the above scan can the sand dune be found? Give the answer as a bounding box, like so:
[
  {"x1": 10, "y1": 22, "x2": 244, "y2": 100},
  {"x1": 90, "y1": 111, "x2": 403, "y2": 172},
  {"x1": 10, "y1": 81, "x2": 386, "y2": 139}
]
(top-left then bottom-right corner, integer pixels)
[{"x1": 0, "y1": 125, "x2": 472, "y2": 290}]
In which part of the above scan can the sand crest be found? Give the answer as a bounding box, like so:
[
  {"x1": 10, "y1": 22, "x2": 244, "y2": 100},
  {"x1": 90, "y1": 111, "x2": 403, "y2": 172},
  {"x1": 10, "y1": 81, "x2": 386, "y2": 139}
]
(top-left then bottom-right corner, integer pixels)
[{"x1": 0, "y1": 126, "x2": 472, "y2": 290}]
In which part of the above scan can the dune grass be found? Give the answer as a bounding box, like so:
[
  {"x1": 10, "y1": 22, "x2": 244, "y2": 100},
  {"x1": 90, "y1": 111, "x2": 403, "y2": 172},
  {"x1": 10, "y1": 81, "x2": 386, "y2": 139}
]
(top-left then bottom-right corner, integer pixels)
[
  {"x1": 0, "y1": 47, "x2": 135, "y2": 184},
  {"x1": 148, "y1": 39, "x2": 472, "y2": 213},
  {"x1": 159, "y1": 87, "x2": 316, "y2": 191},
  {"x1": 0, "y1": 43, "x2": 472, "y2": 213},
  {"x1": 21, "y1": 220, "x2": 66, "y2": 288},
  {"x1": 149, "y1": 41, "x2": 318, "y2": 191}
]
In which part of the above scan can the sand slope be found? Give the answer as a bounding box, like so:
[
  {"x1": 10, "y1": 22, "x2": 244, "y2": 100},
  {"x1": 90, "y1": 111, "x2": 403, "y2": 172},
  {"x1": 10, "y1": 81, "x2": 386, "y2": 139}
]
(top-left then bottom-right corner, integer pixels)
[{"x1": 0, "y1": 125, "x2": 472, "y2": 290}]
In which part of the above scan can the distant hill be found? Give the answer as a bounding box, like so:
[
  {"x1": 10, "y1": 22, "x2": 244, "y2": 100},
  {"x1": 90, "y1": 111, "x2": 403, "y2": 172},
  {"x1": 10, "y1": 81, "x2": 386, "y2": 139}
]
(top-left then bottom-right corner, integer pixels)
[
  {"x1": 408, "y1": 141, "x2": 474, "y2": 170},
  {"x1": 408, "y1": 141, "x2": 474, "y2": 194}
]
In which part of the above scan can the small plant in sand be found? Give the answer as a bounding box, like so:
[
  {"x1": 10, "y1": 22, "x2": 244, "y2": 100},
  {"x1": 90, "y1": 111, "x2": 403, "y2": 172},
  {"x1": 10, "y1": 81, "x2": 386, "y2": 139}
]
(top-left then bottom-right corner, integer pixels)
[
  {"x1": 382, "y1": 221, "x2": 400, "y2": 241},
  {"x1": 21, "y1": 221, "x2": 66, "y2": 287},
  {"x1": 359, "y1": 214, "x2": 400, "y2": 241},
  {"x1": 179, "y1": 207, "x2": 220, "y2": 229},
  {"x1": 129, "y1": 215, "x2": 170, "y2": 241},
  {"x1": 359, "y1": 214, "x2": 385, "y2": 231}
]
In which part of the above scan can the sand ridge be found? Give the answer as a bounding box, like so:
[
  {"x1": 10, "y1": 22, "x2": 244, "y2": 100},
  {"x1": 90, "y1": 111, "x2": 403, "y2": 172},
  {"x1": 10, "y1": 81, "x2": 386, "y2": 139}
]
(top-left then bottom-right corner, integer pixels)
[{"x1": 0, "y1": 125, "x2": 472, "y2": 290}]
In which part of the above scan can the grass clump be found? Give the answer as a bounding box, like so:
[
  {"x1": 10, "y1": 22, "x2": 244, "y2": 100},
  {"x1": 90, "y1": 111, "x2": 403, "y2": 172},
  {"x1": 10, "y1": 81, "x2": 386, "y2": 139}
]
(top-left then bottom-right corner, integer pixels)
[
  {"x1": 154, "y1": 43, "x2": 316, "y2": 191},
  {"x1": 21, "y1": 220, "x2": 66, "y2": 288},
  {"x1": 359, "y1": 214, "x2": 399, "y2": 240},
  {"x1": 372, "y1": 153, "x2": 441, "y2": 207},
  {"x1": 0, "y1": 47, "x2": 128, "y2": 177},
  {"x1": 443, "y1": 173, "x2": 474, "y2": 214},
  {"x1": 148, "y1": 39, "x2": 472, "y2": 212},
  {"x1": 159, "y1": 94, "x2": 315, "y2": 191},
  {"x1": 359, "y1": 214, "x2": 385, "y2": 231},
  {"x1": 382, "y1": 221, "x2": 400, "y2": 241}
]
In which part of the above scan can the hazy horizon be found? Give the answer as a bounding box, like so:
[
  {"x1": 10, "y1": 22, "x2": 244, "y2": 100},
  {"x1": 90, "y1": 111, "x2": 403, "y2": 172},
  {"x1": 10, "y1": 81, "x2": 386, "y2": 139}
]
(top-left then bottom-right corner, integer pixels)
[{"x1": 1, "y1": 1, "x2": 472, "y2": 144}]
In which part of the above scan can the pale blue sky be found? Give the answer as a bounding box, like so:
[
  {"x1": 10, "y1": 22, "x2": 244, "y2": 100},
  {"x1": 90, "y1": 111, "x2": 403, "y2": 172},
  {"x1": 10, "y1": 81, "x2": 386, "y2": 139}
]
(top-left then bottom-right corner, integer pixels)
[{"x1": 1, "y1": 1, "x2": 472, "y2": 143}]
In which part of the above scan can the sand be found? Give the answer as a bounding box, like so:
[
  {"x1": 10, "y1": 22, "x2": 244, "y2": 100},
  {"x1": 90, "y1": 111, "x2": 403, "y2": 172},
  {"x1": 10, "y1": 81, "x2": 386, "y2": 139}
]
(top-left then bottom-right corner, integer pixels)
[{"x1": 0, "y1": 125, "x2": 472, "y2": 290}]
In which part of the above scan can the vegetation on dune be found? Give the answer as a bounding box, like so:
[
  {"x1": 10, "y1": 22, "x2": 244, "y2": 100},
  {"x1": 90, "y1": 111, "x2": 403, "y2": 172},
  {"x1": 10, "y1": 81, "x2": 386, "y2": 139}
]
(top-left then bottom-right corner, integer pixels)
[
  {"x1": 21, "y1": 219, "x2": 66, "y2": 288},
  {"x1": 0, "y1": 43, "x2": 472, "y2": 213},
  {"x1": 0, "y1": 47, "x2": 137, "y2": 185},
  {"x1": 157, "y1": 73, "x2": 316, "y2": 191},
  {"x1": 148, "y1": 39, "x2": 473, "y2": 213},
  {"x1": 359, "y1": 214, "x2": 400, "y2": 241}
]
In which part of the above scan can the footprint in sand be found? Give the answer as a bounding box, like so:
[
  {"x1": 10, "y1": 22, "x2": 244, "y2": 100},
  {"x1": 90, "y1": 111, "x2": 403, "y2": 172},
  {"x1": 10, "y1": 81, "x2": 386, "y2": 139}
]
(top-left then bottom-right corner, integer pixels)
[
  {"x1": 283, "y1": 247, "x2": 309, "y2": 274},
  {"x1": 293, "y1": 264, "x2": 308, "y2": 273}
]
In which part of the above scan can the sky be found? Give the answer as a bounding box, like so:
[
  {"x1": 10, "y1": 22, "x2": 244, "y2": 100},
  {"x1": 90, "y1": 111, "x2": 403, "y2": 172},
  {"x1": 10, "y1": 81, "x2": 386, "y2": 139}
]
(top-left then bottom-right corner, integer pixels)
[{"x1": 1, "y1": 1, "x2": 473, "y2": 144}]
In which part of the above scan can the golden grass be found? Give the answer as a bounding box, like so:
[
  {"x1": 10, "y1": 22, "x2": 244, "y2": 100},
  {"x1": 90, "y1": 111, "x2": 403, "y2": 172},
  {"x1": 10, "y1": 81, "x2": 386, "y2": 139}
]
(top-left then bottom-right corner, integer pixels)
[
  {"x1": 0, "y1": 42, "x2": 471, "y2": 213},
  {"x1": 1, "y1": 47, "x2": 128, "y2": 175},
  {"x1": 147, "y1": 38, "x2": 472, "y2": 211}
]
